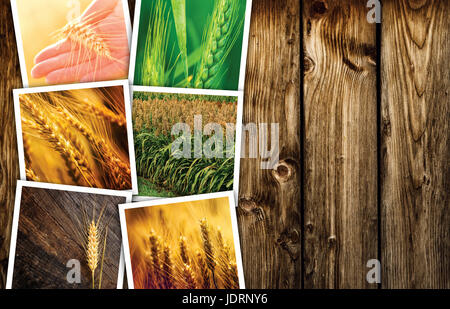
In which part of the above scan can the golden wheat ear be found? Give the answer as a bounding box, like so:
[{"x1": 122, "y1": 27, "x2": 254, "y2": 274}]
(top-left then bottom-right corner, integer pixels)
[
  {"x1": 23, "y1": 135, "x2": 41, "y2": 182},
  {"x1": 52, "y1": 11, "x2": 115, "y2": 61},
  {"x1": 179, "y1": 235, "x2": 190, "y2": 265},
  {"x1": 162, "y1": 245, "x2": 174, "y2": 289},
  {"x1": 148, "y1": 230, "x2": 163, "y2": 288},
  {"x1": 196, "y1": 250, "x2": 211, "y2": 289},
  {"x1": 182, "y1": 264, "x2": 197, "y2": 289},
  {"x1": 20, "y1": 95, "x2": 98, "y2": 187},
  {"x1": 55, "y1": 105, "x2": 131, "y2": 190},
  {"x1": 200, "y1": 218, "x2": 218, "y2": 288},
  {"x1": 86, "y1": 218, "x2": 99, "y2": 288}
]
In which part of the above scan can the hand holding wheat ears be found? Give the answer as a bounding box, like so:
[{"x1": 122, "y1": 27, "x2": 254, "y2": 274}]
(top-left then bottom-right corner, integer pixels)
[{"x1": 31, "y1": 0, "x2": 129, "y2": 84}]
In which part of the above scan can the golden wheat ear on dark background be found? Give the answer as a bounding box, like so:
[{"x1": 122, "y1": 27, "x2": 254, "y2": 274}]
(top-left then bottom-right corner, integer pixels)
[{"x1": 11, "y1": 187, "x2": 124, "y2": 289}]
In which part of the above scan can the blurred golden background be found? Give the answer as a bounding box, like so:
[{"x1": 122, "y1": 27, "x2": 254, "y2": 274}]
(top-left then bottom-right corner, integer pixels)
[{"x1": 15, "y1": 0, "x2": 92, "y2": 86}]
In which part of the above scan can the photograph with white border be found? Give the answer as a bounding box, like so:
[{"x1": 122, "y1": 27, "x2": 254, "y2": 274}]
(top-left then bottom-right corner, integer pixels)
[
  {"x1": 13, "y1": 80, "x2": 138, "y2": 194},
  {"x1": 11, "y1": 0, "x2": 132, "y2": 87},
  {"x1": 128, "y1": 0, "x2": 252, "y2": 91},
  {"x1": 6, "y1": 180, "x2": 132, "y2": 289},
  {"x1": 119, "y1": 191, "x2": 245, "y2": 289},
  {"x1": 132, "y1": 86, "x2": 243, "y2": 202}
]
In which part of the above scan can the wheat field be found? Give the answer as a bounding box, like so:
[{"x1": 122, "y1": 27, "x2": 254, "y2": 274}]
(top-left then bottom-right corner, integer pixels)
[
  {"x1": 19, "y1": 86, "x2": 132, "y2": 190},
  {"x1": 124, "y1": 197, "x2": 240, "y2": 289}
]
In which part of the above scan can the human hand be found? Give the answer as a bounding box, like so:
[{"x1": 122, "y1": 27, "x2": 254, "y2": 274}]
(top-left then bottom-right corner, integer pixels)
[{"x1": 31, "y1": 0, "x2": 129, "y2": 84}]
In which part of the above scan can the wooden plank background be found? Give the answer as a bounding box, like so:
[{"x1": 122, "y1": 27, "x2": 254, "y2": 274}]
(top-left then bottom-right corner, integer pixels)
[
  {"x1": 303, "y1": 0, "x2": 377, "y2": 289},
  {"x1": 381, "y1": 0, "x2": 449, "y2": 289},
  {"x1": 0, "y1": 0, "x2": 448, "y2": 289}
]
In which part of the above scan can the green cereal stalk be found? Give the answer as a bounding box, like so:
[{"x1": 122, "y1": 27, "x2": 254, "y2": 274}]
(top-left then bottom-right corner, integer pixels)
[
  {"x1": 142, "y1": 0, "x2": 171, "y2": 86},
  {"x1": 193, "y1": 0, "x2": 242, "y2": 89},
  {"x1": 171, "y1": 0, "x2": 189, "y2": 80}
]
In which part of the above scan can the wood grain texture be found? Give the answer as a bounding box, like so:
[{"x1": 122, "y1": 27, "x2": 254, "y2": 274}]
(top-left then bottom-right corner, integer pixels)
[
  {"x1": 12, "y1": 186, "x2": 125, "y2": 289},
  {"x1": 381, "y1": 0, "x2": 449, "y2": 289},
  {"x1": 237, "y1": 0, "x2": 302, "y2": 289},
  {"x1": 303, "y1": 0, "x2": 378, "y2": 288},
  {"x1": 0, "y1": 0, "x2": 22, "y2": 289}
]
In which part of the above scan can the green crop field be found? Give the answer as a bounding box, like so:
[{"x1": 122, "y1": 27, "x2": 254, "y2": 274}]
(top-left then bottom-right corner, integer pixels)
[{"x1": 133, "y1": 91, "x2": 238, "y2": 197}]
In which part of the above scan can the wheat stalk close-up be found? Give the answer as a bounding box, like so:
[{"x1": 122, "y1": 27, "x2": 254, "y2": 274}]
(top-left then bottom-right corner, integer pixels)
[
  {"x1": 193, "y1": 0, "x2": 242, "y2": 89},
  {"x1": 19, "y1": 87, "x2": 132, "y2": 190},
  {"x1": 56, "y1": 106, "x2": 131, "y2": 189},
  {"x1": 200, "y1": 218, "x2": 218, "y2": 288},
  {"x1": 142, "y1": 0, "x2": 172, "y2": 86},
  {"x1": 58, "y1": 19, "x2": 113, "y2": 61},
  {"x1": 137, "y1": 0, "x2": 246, "y2": 89},
  {"x1": 87, "y1": 219, "x2": 99, "y2": 288},
  {"x1": 76, "y1": 204, "x2": 110, "y2": 289},
  {"x1": 20, "y1": 96, "x2": 97, "y2": 186}
]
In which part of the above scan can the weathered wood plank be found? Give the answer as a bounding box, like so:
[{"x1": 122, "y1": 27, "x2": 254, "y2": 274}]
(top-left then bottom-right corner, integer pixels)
[
  {"x1": 0, "y1": 0, "x2": 22, "y2": 289},
  {"x1": 237, "y1": 0, "x2": 302, "y2": 289},
  {"x1": 303, "y1": 0, "x2": 378, "y2": 288},
  {"x1": 381, "y1": 0, "x2": 449, "y2": 289}
]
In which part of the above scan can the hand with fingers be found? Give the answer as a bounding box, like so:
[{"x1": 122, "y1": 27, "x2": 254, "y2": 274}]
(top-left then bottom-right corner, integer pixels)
[{"x1": 31, "y1": 0, "x2": 129, "y2": 84}]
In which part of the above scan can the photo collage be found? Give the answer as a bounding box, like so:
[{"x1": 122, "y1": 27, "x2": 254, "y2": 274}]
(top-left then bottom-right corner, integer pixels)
[{"x1": 7, "y1": 0, "x2": 252, "y2": 289}]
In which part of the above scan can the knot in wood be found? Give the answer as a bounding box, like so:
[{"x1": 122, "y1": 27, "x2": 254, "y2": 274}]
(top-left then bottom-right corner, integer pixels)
[
  {"x1": 238, "y1": 198, "x2": 265, "y2": 221},
  {"x1": 277, "y1": 229, "x2": 300, "y2": 261},
  {"x1": 364, "y1": 45, "x2": 377, "y2": 66},
  {"x1": 310, "y1": 1, "x2": 328, "y2": 18},
  {"x1": 239, "y1": 198, "x2": 257, "y2": 213},
  {"x1": 272, "y1": 159, "x2": 296, "y2": 183},
  {"x1": 304, "y1": 56, "x2": 315, "y2": 74},
  {"x1": 383, "y1": 116, "x2": 392, "y2": 137}
]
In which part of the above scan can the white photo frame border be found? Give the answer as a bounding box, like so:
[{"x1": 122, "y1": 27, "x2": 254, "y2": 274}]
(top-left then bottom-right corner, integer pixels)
[
  {"x1": 6, "y1": 180, "x2": 133, "y2": 289},
  {"x1": 128, "y1": 0, "x2": 253, "y2": 91},
  {"x1": 118, "y1": 191, "x2": 246, "y2": 289},
  {"x1": 131, "y1": 85, "x2": 243, "y2": 203},
  {"x1": 10, "y1": 0, "x2": 133, "y2": 88},
  {"x1": 13, "y1": 80, "x2": 139, "y2": 194}
]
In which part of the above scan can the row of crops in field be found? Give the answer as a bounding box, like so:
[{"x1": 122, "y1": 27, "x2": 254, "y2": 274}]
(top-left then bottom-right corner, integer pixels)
[
  {"x1": 133, "y1": 92, "x2": 238, "y2": 197},
  {"x1": 133, "y1": 91, "x2": 238, "y2": 103}
]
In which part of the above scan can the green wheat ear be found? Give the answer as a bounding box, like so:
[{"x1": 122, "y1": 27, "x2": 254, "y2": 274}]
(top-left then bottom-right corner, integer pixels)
[
  {"x1": 193, "y1": 0, "x2": 243, "y2": 90},
  {"x1": 142, "y1": 0, "x2": 171, "y2": 86}
]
